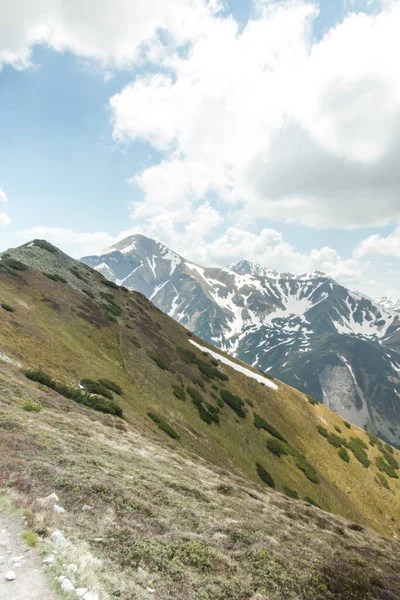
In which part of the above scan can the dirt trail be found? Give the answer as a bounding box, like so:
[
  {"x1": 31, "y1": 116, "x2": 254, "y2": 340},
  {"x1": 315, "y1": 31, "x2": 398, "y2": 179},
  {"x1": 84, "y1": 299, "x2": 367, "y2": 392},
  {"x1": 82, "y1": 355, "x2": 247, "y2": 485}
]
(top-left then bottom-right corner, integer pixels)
[{"x1": 0, "y1": 510, "x2": 59, "y2": 600}]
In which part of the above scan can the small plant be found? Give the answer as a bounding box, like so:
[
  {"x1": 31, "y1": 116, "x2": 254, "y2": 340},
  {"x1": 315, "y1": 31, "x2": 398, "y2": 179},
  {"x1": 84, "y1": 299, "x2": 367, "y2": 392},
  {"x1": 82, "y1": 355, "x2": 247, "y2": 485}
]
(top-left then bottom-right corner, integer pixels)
[
  {"x1": 1, "y1": 302, "x2": 15, "y2": 312},
  {"x1": 1, "y1": 257, "x2": 27, "y2": 271},
  {"x1": 21, "y1": 531, "x2": 38, "y2": 547},
  {"x1": 44, "y1": 272, "x2": 67, "y2": 283},
  {"x1": 306, "y1": 394, "x2": 319, "y2": 405},
  {"x1": 172, "y1": 384, "x2": 186, "y2": 401},
  {"x1": 376, "y1": 473, "x2": 390, "y2": 489},
  {"x1": 317, "y1": 425, "x2": 329, "y2": 438},
  {"x1": 99, "y1": 379, "x2": 123, "y2": 395},
  {"x1": 334, "y1": 425, "x2": 342, "y2": 433},
  {"x1": 151, "y1": 356, "x2": 168, "y2": 370},
  {"x1": 80, "y1": 378, "x2": 114, "y2": 399},
  {"x1": 102, "y1": 279, "x2": 119, "y2": 289},
  {"x1": 82, "y1": 288, "x2": 95, "y2": 298},
  {"x1": 147, "y1": 412, "x2": 180, "y2": 440},
  {"x1": 343, "y1": 421, "x2": 351, "y2": 429},
  {"x1": 348, "y1": 437, "x2": 370, "y2": 468},
  {"x1": 220, "y1": 389, "x2": 246, "y2": 418},
  {"x1": 256, "y1": 463, "x2": 274, "y2": 488},
  {"x1": 283, "y1": 486, "x2": 299, "y2": 499},
  {"x1": 327, "y1": 433, "x2": 345, "y2": 448},
  {"x1": 22, "y1": 401, "x2": 41, "y2": 412},
  {"x1": 32, "y1": 239, "x2": 58, "y2": 253},
  {"x1": 266, "y1": 438, "x2": 288, "y2": 457},
  {"x1": 338, "y1": 446, "x2": 350, "y2": 462},
  {"x1": 254, "y1": 412, "x2": 286, "y2": 441},
  {"x1": 120, "y1": 286, "x2": 129, "y2": 293}
]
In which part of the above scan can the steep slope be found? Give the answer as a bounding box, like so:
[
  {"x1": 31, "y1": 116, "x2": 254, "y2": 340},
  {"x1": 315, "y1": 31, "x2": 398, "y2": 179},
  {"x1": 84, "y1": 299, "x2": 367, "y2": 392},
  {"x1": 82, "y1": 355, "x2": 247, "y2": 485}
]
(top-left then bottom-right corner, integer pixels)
[
  {"x1": 378, "y1": 296, "x2": 400, "y2": 312},
  {"x1": 1, "y1": 241, "x2": 400, "y2": 599},
  {"x1": 82, "y1": 235, "x2": 400, "y2": 447}
]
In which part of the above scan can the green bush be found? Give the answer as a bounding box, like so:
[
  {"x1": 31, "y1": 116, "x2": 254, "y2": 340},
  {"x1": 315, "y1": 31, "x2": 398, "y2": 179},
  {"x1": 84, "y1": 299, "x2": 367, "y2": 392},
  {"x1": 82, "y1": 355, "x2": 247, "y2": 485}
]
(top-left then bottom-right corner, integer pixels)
[
  {"x1": 377, "y1": 473, "x2": 390, "y2": 489},
  {"x1": 348, "y1": 437, "x2": 370, "y2": 468},
  {"x1": 220, "y1": 389, "x2": 246, "y2": 418},
  {"x1": 187, "y1": 387, "x2": 218, "y2": 424},
  {"x1": 21, "y1": 531, "x2": 38, "y2": 547},
  {"x1": 23, "y1": 368, "x2": 123, "y2": 417},
  {"x1": 1, "y1": 303, "x2": 15, "y2": 312},
  {"x1": 82, "y1": 288, "x2": 95, "y2": 299},
  {"x1": 317, "y1": 425, "x2": 329, "y2": 438},
  {"x1": 151, "y1": 356, "x2": 168, "y2": 370},
  {"x1": 334, "y1": 425, "x2": 342, "y2": 433},
  {"x1": 1, "y1": 257, "x2": 28, "y2": 271},
  {"x1": 80, "y1": 378, "x2": 114, "y2": 399},
  {"x1": 172, "y1": 384, "x2": 186, "y2": 401},
  {"x1": 343, "y1": 421, "x2": 351, "y2": 429},
  {"x1": 306, "y1": 394, "x2": 319, "y2": 405},
  {"x1": 147, "y1": 412, "x2": 180, "y2": 439},
  {"x1": 44, "y1": 272, "x2": 67, "y2": 283},
  {"x1": 266, "y1": 438, "x2": 288, "y2": 457},
  {"x1": 376, "y1": 455, "x2": 399, "y2": 479},
  {"x1": 327, "y1": 433, "x2": 345, "y2": 448},
  {"x1": 196, "y1": 358, "x2": 228, "y2": 381},
  {"x1": 254, "y1": 412, "x2": 286, "y2": 441},
  {"x1": 102, "y1": 279, "x2": 119, "y2": 289},
  {"x1": 176, "y1": 346, "x2": 197, "y2": 364},
  {"x1": 69, "y1": 267, "x2": 86, "y2": 281},
  {"x1": 102, "y1": 302, "x2": 122, "y2": 317},
  {"x1": 385, "y1": 443, "x2": 394, "y2": 454},
  {"x1": 286, "y1": 445, "x2": 320, "y2": 483},
  {"x1": 283, "y1": 487, "x2": 298, "y2": 499},
  {"x1": 22, "y1": 401, "x2": 41, "y2": 412},
  {"x1": 99, "y1": 379, "x2": 123, "y2": 395},
  {"x1": 256, "y1": 463, "x2": 274, "y2": 488},
  {"x1": 120, "y1": 286, "x2": 129, "y2": 293},
  {"x1": 338, "y1": 446, "x2": 350, "y2": 462},
  {"x1": 32, "y1": 239, "x2": 58, "y2": 253}
]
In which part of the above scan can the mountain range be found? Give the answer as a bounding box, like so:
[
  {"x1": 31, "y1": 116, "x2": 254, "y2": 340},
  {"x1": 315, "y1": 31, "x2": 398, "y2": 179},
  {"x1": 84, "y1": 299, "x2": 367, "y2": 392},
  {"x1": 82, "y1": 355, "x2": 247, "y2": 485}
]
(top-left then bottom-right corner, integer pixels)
[
  {"x1": 1, "y1": 239, "x2": 400, "y2": 598},
  {"x1": 83, "y1": 234, "x2": 400, "y2": 448}
]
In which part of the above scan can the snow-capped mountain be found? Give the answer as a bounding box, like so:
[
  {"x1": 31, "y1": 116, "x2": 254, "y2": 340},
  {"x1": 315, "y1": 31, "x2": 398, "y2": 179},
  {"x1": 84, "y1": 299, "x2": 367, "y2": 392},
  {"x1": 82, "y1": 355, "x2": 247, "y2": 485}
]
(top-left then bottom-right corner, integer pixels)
[
  {"x1": 82, "y1": 234, "x2": 400, "y2": 447},
  {"x1": 377, "y1": 296, "x2": 400, "y2": 313}
]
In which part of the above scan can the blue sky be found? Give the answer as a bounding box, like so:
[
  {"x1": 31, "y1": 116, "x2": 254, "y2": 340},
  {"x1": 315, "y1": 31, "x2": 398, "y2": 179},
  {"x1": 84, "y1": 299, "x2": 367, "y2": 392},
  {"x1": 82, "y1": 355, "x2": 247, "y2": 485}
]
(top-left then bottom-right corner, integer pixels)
[{"x1": 1, "y1": 0, "x2": 400, "y2": 297}]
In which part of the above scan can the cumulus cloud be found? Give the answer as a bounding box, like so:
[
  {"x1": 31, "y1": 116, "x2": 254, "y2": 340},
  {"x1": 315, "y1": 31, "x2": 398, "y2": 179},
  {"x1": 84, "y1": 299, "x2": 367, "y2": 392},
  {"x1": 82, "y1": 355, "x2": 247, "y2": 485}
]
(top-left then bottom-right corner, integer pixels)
[
  {"x1": 23, "y1": 227, "x2": 115, "y2": 257},
  {"x1": 354, "y1": 225, "x2": 400, "y2": 259},
  {"x1": 0, "y1": 0, "x2": 219, "y2": 71},
  {"x1": 110, "y1": 0, "x2": 400, "y2": 231}
]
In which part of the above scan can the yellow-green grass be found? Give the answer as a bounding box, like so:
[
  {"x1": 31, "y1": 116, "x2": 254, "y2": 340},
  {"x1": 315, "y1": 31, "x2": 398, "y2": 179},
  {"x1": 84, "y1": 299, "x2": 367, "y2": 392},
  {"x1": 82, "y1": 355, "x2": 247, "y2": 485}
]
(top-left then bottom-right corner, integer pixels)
[{"x1": 0, "y1": 249, "x2": 399, "y2": 541}]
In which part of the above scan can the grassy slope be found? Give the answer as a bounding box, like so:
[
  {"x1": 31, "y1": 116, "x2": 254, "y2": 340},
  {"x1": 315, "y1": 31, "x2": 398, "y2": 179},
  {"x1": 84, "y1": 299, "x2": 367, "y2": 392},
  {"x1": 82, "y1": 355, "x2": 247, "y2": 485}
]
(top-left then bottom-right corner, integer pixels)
[{"x1": 0, "y1": 243, "x2": 399, "y2": 545}]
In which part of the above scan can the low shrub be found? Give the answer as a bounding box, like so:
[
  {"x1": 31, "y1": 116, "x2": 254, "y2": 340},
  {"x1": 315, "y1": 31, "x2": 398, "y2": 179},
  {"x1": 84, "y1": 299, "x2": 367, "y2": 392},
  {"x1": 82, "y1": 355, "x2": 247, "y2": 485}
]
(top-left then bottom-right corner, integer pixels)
[
  {"x1": 120, "y1": 286, "x2": 129, "y2": 293},
  {"x1": 80, "y1": 378, "x2": 114, "y2": 399},
  {"x1": 102, "y1": 279, "x2": 119, "y2": 289},
  {"x1": 151, "y1": 356, "x2": 168, "y2": 370},
  {"x1": 376, "y1": 455, "x2": 399, "y2": 479},
  {"x1": 1, "y1": 257, "x2": 28, "y2": 271},
  {"x1": 327, "y1": 433, "x2": 345, "y2": 448},
  {"x1": 1, "y1": 303, "x2": 15, "y2": 312},
  {"x1": 255, "y1": 463, "x2": 274, "y2": 488},
  {"x1": 220, "y1": 389, "x2": 246, "y2": 418},
  {"x1": 32, "y1": 239, "x2": 57, "y2": 253},
  {"x1": 338, "y1": 446, "x2": 350, "y2": 462},
  {"x1": 334, "y1": 425, "x2": 342, "y2": 433},
  {"x1": 147, "y1": 412, "x2": 180, "y2": 439},
  {"x1": 22, "y1": 401, "x2": 42, "y2": 412},
  {"x1": 99, "y1": 379, "x2": 123, "y2": 395},
  {"x1": 69, "y1": 268, "x2": 86, "y2": 281},
  {"x1": 286, "y1": 445, "x2": 320, "y2": 483},
  {"x1": 306, "y1": 394, "x2": 319, "y2": 405},
  {"x1": 377, "y1": 473, "x2": 390, "y2": 489},
  {"x1": 82, "y1": 288, "x2": 95, "y2": 299},
  {"x1": 177, "y1": 345, "x2": 197, "y2": 363},
  {"x1": 343, "y1": 421, "x2": 351, "y2": 429},
  {"x1": 23, "y1": 368, "x2": 123, "y2": 417},
  {"x1": 187, "y1": 387, "x2": 218, "y2": 424},
  {"x1": 254, "y1": 412, "x2": 286, "y2": 441},
  {"x1": 102, "y1": 302, "x2": 122, "y2": 317},
  {"x1": 348, "y1": 437, "x2": 370, "y2": 468},
  {"x1": 283, "y1": 487, "x2": 299, "y2": 499},
  {"x1": 317, "y1": 425, "x2": 329, "y2": 438},
  {"x1": 244, "y1": 397, "x2": 254, "y2": 407},
  {"x1": 44, "y1": 272, "x2": 67, "y2": 283},
  {"x1": 172, "y1": 384, "x2": 186, "y2": 401},
  {"x1": 266, "y1": 438, "x2": 288, "y2": 457}
]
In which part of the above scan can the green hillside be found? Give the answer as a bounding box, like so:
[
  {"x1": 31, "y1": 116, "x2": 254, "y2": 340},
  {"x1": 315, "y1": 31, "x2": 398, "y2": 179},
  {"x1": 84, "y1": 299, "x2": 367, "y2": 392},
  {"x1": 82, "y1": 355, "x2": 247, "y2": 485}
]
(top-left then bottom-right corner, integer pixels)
[{"x1": 0, "y1": 240, "x2": 400, "y2": 598}]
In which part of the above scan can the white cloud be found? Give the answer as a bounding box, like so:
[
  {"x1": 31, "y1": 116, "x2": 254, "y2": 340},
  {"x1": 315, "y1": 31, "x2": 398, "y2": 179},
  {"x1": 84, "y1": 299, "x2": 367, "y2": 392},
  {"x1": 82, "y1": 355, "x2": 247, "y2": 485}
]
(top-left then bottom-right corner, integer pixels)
[
  {"x1": 353, "y1": 225, "x2": 400, "y2": 259},
  {"x1": 0, "y1": 0, "x2": 219, "y2": 71},
  {"x1": 110, "y1": 0, "x2": 400, "y2": 230},
  {"x1": 0, "y1": 188, "x2": 8, "y2": 203},
  {"x1": 23, "y1": 227, "x2": 115, "y2": 257},
  {"x1": 0, "y1": 213, "x2": 11, "y2": 228}
]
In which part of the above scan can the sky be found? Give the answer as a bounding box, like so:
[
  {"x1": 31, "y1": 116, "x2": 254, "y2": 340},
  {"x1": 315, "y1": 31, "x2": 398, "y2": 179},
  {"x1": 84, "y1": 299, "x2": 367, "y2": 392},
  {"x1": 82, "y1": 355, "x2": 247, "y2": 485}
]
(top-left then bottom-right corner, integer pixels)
[{"x1": 1, "y1": 0, "x2": 400, "y2": 298}]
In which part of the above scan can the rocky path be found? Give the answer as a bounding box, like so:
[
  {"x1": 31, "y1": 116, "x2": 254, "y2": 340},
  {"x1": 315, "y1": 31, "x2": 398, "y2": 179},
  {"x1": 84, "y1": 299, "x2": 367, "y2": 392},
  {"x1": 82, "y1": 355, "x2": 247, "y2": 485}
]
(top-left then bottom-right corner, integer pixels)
[{"x1": 0, "y1": 509, "x2": 59, "y2": 600}]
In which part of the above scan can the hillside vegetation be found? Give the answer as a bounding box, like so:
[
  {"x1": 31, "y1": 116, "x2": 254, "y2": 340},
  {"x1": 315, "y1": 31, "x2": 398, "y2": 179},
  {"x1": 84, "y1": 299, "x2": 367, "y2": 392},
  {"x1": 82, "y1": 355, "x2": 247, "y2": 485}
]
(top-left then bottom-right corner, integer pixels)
[{"x1": 0, "y1": 241, "x2": 400, "y2": 598}]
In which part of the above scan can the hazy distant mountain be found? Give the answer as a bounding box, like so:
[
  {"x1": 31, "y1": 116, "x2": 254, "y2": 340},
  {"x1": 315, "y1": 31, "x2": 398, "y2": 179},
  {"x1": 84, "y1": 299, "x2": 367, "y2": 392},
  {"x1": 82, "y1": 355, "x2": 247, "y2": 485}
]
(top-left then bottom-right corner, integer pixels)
[{"x1": 82, "y1": 234, "x2": 400, "y2": 446}]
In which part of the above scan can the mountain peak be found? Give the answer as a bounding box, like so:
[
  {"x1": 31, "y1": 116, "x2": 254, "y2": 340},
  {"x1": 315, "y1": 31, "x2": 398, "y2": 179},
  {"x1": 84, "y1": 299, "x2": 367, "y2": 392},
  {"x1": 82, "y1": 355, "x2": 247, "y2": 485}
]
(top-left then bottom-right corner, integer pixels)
[{"x1": 228, "y1": 260, "x2": 327, "y2": 281}]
